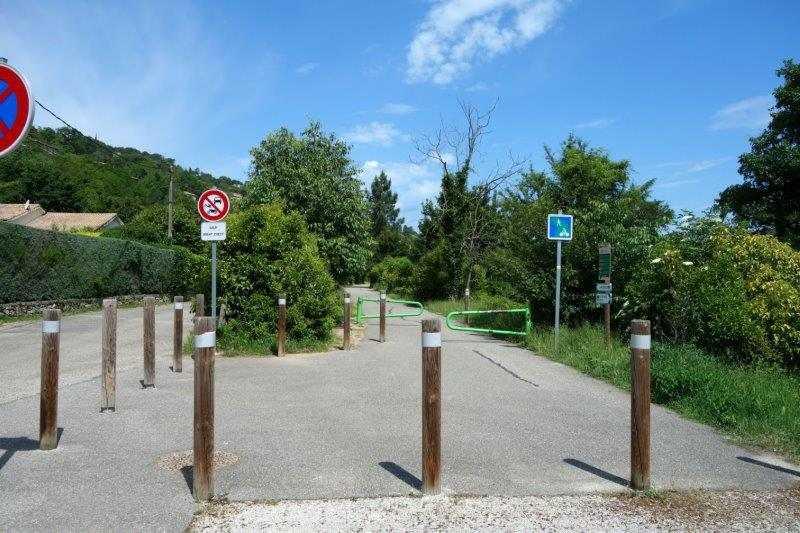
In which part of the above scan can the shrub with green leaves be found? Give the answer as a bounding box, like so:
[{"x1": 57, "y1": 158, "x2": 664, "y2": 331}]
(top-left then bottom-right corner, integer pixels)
[
  {"x1": 219, "y1": 204, "x2": 340, "y2": 349},
  {"x1": 0, "y1": 223, "x2": 207, "y2": 302},
  {"x1": 622, "y1": 218, "x2": 800, "y2": 369},
  {"x1": 368, "y1": 256, "x2": 414, "y2": 295}
]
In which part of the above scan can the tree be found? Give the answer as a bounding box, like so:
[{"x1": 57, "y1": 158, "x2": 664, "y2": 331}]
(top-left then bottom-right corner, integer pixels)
[
  {"x1": 498, "y1": 136, "x2": 673, "y2": 322},
  {"x1": 414, "y1": 101, "x2": 524, "y2": 298},
  {"x1": 245, "y1": 122, "x2": 372, "y2": 283},
  {"x1": 368, "y1": 171, "x2": 403, "y2": 237},
  {"x1": 717, "y1": 59, "x2": 800, "y2": 248}
]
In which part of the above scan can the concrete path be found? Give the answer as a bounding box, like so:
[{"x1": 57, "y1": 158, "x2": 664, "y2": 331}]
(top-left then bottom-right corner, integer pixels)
[{"x1": 1, "y1": 286, "x2": 798, "y2": 531}]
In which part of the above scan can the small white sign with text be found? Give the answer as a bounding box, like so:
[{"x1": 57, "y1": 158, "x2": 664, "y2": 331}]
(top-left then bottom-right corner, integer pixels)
[{"x1": 201, "y1": 222, "x2": 226, "y2": 241}]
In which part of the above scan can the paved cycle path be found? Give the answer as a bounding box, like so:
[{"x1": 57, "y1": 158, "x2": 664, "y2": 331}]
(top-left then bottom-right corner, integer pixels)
[{"x1": 0, "y1": 286, "x2": 797, "y2": 530}]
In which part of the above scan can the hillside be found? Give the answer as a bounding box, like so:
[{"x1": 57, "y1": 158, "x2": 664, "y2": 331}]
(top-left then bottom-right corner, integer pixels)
[{"x1": 0, "y1": 126, "x2": 243, "y2": 221}]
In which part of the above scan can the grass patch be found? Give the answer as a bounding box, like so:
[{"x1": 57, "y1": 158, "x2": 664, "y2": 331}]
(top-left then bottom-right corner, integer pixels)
[
  {"x1": 216, "y1": 326, "x2": 337, "y2": 357},
  {"x1": 424, "y1": 293, "x2": 528, "y2": 334},
  {"x1": 527, "y1": 325, "x2": 800, "y2": 460}
]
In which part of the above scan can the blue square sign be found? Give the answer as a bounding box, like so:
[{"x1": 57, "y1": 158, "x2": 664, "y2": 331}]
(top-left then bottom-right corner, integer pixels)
[{"x1": 547, "y1": 214, "x2": 573, "y2": 241}]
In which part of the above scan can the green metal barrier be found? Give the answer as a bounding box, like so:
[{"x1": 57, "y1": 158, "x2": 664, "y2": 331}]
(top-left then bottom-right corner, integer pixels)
[
  {"x1": 356, "y1": 296, "x2": 424, "y2": 324},
  {"x1": 445, "y1": 308, "x2": 531, "y2": 337}
]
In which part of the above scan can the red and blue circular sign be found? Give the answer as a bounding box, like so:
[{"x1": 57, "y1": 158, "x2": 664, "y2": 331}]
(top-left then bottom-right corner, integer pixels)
[
  {"x1": 197, "y1": 189, "x2": 230, "y2": 222},
  {"x1": 0, "y1": 63, "x2": 34, "y2": 157}
]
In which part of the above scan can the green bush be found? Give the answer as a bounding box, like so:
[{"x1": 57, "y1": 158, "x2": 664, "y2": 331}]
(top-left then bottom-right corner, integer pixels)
[
  {"x1": 0, "y1": 222, "x2": 207, "y2": 302},
  {"x1": 622, "y1": 218, "x2": 800, "y2": 369},
  {"x1": 368, "y1": 256, "x2": 414, "y2": 295},
  {"x1": 219, "y1": 204, "x2": 340, "y2": 349}
]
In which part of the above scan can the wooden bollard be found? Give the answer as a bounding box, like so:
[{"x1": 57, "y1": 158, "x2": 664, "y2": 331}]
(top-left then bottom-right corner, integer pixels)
[
  {"x1": 421, "y1": 318, "x2": 442, "y2": 495},
  {"x1": 173, "y1": 296, "x2": 184, "y2": 372},
  {"x1": 343, "y1": 292, "x2": 351, "y2": 350},
  {"x1": 143, "y1": 296, "x2": 155, "y2": 388},
  {"x1": 193, "y1": 317, "x2": 216, "y2": 501},
  {"x1": 195, "y1": 293, "x2": 205, "y2": 318},
  {"x1": 630, "y1": 319, "x2": 652, "y2": 491},
  {"x1": 464, "y1": 287, "x2": 470, "y2": 326},
  {"x1": 379, "y1": 292, "x2": 386, "y2": 343},
  {"x1": 277, "y1": 294, "x2": 286, "y2": 357},
  {"x1": 40, "y1": 309, "x2": 61, "y2": 450},
  {"x1": 100, "y1": 298, "x2": 117, "y2": 412}
]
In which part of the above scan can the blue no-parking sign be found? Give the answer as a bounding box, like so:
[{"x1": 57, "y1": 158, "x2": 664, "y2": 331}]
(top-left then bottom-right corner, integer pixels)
[{"x1": 547, "y1": 213, "x2": 573, "y2": 241}]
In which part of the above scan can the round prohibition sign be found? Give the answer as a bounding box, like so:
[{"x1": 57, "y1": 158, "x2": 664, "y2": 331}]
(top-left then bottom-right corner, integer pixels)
[
  {"x1": 0, "y1": 63, "x2": 35, "y2": 157},
  {"x1": 197, "y1": 189, "x2": 230, "y2": 222}
]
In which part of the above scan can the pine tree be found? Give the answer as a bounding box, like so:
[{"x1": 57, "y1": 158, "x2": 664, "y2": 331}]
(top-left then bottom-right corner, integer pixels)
[{"x1": 368, "y1": 171, "x2": 403, "y2": 237}]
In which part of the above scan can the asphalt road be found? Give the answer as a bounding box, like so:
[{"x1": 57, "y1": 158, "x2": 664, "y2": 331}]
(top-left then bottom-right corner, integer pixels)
[
  {"x1": 0, "y1": 304, "x2": 191, "y2": 405},
  {"x1": 1, "y1": 287, "x2": 797, "y2": 531}
]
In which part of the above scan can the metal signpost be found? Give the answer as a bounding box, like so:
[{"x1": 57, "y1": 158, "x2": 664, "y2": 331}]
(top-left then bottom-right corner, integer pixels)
[
  {"x1": 547, "y1": 212, "x2": 573, "y2": 353},
  {"x1": 598, "y1": 244, "x2": 612, "y2": 346},
  {"x1": 197, "y1": 189, "x2": 230, "y2": 321},
  {"x1": 0, "y1": 59, "x2": 35, "y2": 157}
]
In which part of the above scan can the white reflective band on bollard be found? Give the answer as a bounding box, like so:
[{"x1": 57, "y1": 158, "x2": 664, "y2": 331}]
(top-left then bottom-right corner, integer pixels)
[
  {"x1": 174, "y1": 302, "x2": 184, "y2": 310},
  {"x1": 42, "y1": 321, "x2": 60, "y2": 334},
  {"x1": 630, "y1": 334, "x2": 651, "y2": 350},
  {"x1": 278, "y1": 299, "x2": 286, "y2": 306},
  {"x1": 344, "y1": 298, "x2": 351, "y2": 304},
  {"x1": 422, "y1": 332, "x2": 442, "y2": 348},
  {"x1": 195, "y1": 332, "x2": 216, "y2": 348}
]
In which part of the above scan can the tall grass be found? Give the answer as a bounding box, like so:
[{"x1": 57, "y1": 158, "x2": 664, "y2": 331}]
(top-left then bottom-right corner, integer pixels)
[{"x1": 527, "y1": 326, "x2": 800, "y2": 459}]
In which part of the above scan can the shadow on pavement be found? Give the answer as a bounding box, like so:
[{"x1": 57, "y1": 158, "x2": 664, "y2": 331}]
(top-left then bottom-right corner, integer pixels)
[
  {"x1": 0, "y1": 428, "x2": 63, "y2": 471},
  {"x1": 181, "y1": 465, "x2": 194, "y2": 493},
  {"x1": 379, "y1": 461, "x2": 422, "y2": 491},
  {"x1": 563, "y1": 458, "x2": 629, "y2": 488},
  {"x1": 737, "y1": 456, "x2": 800, "y2": 477}
]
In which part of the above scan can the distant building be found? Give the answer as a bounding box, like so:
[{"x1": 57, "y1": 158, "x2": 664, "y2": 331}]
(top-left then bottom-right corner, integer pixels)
[
  {"x1": 0, "y1": 202, "x2": 123, "y2": 232},
  {"x1": 0, "y1": 201, "x2": 46, "y2": 225}
]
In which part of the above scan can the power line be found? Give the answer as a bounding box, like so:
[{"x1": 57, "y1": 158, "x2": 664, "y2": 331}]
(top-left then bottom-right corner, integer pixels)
[{"x1": 34, "y1": 99, "x2": 106, "y2": 151}]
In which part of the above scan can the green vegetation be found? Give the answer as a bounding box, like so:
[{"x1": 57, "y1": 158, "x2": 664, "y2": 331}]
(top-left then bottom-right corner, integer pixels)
[
  {"x1": 368, "y1": 256, "x2": 414, "y2": 295},
  {"x1": 245, "y1": 122, "x2": 372, "y2": 284},
  {"x1": 424, "y1": 293, "x2": 529, "y2": 334},
  {"x1": 622, "y1": 218, "x2": 800, "y2": 369},
  {"x1": 717, "y1": 59, "x2": 800, "y2": 248},
  {"x1": 217, "y1": 204, "x2": 340, "y2": 354},
  {"x1": 0, "y1": 126, "x2": 241, "y2": 221},
  {"x1": 367, "y1": 171, "x2": 419, "y2": 261},
  {"x1": 0, "y1": 223, "x2": 207, "y2": 303},
  {"x1": 104, "y1": 203, "x2": 206, "y2": 254},
  {"x1": 526, "y1": 326, "x2": 800, "y2": 459}
]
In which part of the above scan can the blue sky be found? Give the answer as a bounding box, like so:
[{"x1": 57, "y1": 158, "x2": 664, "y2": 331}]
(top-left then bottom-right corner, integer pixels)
[{"x1": 1, "y1": 0, "x2": 797, "y2": 226}]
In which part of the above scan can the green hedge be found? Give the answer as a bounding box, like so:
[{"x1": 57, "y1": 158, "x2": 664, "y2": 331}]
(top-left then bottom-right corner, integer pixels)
[{"x1": 0, "y1": 223, "x2": 208, "y2": 303}]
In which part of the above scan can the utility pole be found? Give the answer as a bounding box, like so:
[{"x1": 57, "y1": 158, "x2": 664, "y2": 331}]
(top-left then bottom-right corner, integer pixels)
[{"x1": 167, "y1": 167, "x2": 175, "y2": 240}]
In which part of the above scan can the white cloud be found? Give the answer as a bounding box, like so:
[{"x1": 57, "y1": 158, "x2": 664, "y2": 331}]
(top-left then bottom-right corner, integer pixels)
[
  {"x1": 575, "y1": 117, "x2": 616, "y2": 129},
  {"x1": 358, "y1": 159, "x2": 443, "y2": 225},
  {"x1": 295, "y1": 62, "x2": 319, "y2": 75},
  {"x1": 344, "y1": 122, "x2": 410, "y2": 146},
  {"x1": 653, "y1": 178, "x2": 701, "y2": 189},
  {"x1": 464, "y1": 81, "x2": 490, "y2": 92},
  {"x1": 379, "y1": 103, "x2": 416, "y2": 115},
  {"x1": 710, "y1": 95, "x2": 772, "y2": 131},
  {"x1": 406, "y1": 0, "x2": 568, "y2": 85},
  {"x1": 684, "y1": 157, "x2": 733, "y2": 173}
]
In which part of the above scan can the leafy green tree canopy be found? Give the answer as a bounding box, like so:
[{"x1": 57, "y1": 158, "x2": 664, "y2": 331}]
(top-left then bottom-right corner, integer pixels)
[
  {"x1": 245, "y1": 122, "x2": 372, "y2": 283},
  {"x1": 717, "y1": 59, "x2": 800, "y2": 248},
  {"x1": 498, "y1": 136, "x2": 673, "y2": 321},
  {"x1": 368, "y1": 171, "x2": 403, "y2": 236}
]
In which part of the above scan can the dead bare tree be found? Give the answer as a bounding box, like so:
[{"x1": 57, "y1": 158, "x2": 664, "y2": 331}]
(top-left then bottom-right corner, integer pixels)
[{"x1": 414, "y1": 100, "x2": 526, "y2": 296}]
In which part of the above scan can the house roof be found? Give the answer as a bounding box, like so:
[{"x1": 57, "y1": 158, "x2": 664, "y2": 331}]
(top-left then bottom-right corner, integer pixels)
[
  {"x1": 0, "y1": 203, "x2": 43, "y2": 221},
  {"x1": 25, "y1": 212, "x2": 121, "y2": 231}
]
